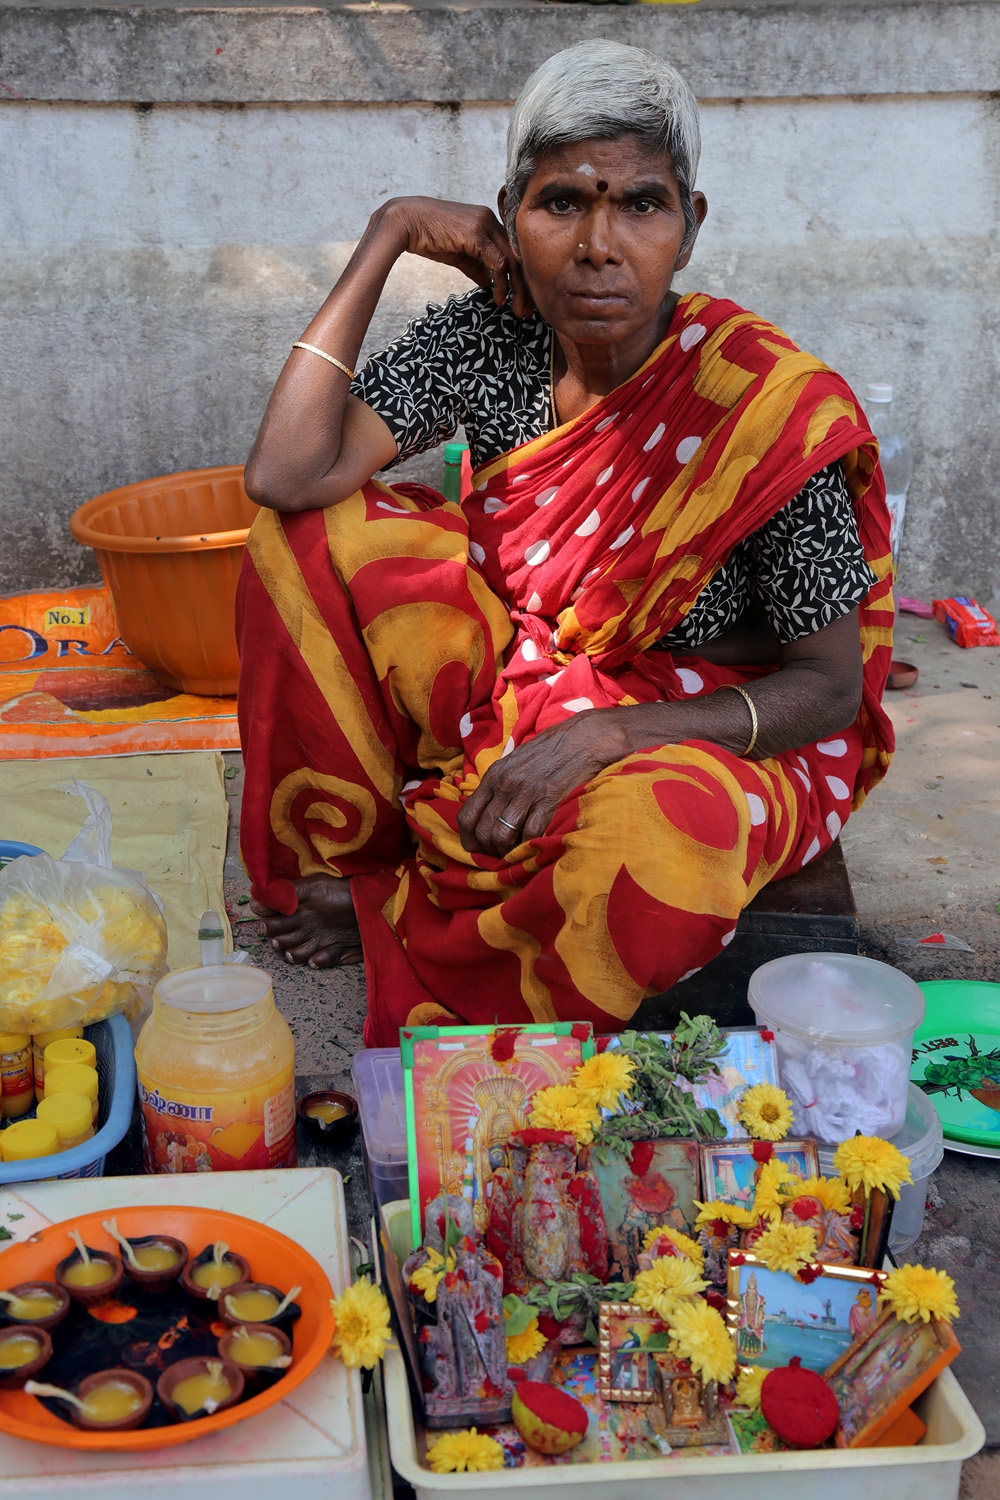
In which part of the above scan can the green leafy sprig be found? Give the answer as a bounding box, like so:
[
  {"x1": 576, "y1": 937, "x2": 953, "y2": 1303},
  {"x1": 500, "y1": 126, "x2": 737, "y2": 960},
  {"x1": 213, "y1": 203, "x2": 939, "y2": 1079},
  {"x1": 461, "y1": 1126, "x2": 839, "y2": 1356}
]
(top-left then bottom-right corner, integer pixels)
[
  {"x1": 591, "y1": 1013, "x2": 728, "y2": 1159},
  {"x1": 504, "y1": 1274, "x2": 637, "y2": 1346}
]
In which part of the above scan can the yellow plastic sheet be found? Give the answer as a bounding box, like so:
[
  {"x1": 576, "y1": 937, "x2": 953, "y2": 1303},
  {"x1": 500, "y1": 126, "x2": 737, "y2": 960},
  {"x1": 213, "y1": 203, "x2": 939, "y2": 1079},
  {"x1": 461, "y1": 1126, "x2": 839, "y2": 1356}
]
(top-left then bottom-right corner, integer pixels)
[{"x1": 0, "y1": 753, "x2": 231, "y2": 971}]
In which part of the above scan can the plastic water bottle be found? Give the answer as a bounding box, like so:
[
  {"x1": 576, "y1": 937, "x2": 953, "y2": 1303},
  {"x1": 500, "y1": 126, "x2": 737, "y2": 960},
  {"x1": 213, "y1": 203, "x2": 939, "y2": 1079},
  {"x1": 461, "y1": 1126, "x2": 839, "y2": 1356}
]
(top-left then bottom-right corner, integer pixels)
[{"x1": 864, "y1": 383, "x2": 912, "y2": 569}]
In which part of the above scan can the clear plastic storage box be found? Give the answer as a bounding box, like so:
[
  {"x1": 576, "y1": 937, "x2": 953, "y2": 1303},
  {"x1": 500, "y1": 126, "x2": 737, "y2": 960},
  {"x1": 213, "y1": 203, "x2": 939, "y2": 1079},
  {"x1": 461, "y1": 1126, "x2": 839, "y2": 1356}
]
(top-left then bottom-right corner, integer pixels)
[{"x1": 351, "y1": 1048, "x2": 408, "y2": 1211}]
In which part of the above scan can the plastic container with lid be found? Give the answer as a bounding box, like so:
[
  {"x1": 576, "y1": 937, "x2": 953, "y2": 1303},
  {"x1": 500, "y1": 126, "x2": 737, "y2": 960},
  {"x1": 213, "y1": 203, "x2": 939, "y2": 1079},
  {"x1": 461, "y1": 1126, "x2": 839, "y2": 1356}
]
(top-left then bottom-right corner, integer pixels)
[
  {"x1": 36, "y1": 1092, "x2": 95, "y2": 1153},
  {"x1": 32, "y1": 1025, "x2": 85, "y2": 1099},
  {"x1": 44, "y1": 1062, "x2": 100, "y2": 1124},
  {"x1": 134, "y1": 965, "x2": 297, "y2": 1174},
  {"x1": 351, "y1": 1048, "x2": 408, "y2": 1211},
  {"x1": 748, "y1": 953, "x2": 925, "y2": 1141},
  {"x1": 818, "y1": 1083, "x2": 943, "y2": 1255},
  {"x1": 0, "y1": 1033, "x2": 34, "y2": 1119},
  {"x1": 0, "y1": 1118, "x2": 58, "y2": 1162},
  {"x1": 43, "y1": 1037, "x2": 97, "y2": 1076}
]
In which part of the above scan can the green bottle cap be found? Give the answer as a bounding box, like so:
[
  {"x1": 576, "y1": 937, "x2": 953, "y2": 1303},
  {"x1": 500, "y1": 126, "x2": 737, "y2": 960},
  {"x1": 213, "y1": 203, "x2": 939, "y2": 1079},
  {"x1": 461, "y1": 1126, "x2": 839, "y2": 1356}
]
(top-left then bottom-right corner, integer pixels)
[{"x1": 443, "y1": 440, "x2": 469, "y2": 465}]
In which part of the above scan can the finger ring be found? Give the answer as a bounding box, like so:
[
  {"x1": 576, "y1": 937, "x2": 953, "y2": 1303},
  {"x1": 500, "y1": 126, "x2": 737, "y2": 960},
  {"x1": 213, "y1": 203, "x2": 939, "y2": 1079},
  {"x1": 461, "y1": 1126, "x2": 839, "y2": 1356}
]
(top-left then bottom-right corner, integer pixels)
[{"x1": 497, "y1": 815, "x2": 521, "y2": 831}]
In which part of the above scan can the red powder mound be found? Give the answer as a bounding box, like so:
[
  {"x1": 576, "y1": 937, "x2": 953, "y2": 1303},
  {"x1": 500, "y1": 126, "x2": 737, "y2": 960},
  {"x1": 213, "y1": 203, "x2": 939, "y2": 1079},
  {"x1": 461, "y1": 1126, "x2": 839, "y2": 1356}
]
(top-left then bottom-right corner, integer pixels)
[
  {"x1": 511, "y1": 1128, "x2": 577, "y2": 1149},
  {"x1": 761, "y1": 1358, "x2": 839, "y2": 1447},
  {"x1": 791, "y1": 1197, "x2": 822, "y2": 1221},
  {"x1": 627, "y1": 1170, "x2": 676, "y2": 1214},
  {"x1": 514, "y1": 1382, "x2": 588, "y2": 1436},
  {"x1": 490, "y1": 1028, "x2": 521, "y2": 1062},
  {"x1": 629, "y1": 1141, "x2": 655, "y2": 1177},
  {"x1": 571, "y1": 1023, "x2": 592, "y2": 1043},
  {"x1": 751, "y1": 1141, "x2": 775, "y2": 1164}
]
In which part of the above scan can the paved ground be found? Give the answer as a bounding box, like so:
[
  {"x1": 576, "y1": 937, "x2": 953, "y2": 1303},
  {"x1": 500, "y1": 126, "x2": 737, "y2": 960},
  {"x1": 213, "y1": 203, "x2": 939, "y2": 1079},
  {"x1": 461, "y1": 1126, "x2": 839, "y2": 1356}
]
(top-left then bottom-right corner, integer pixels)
[{"x1": 222, "y1": 597, "x2": 1000, "y2": 1484}]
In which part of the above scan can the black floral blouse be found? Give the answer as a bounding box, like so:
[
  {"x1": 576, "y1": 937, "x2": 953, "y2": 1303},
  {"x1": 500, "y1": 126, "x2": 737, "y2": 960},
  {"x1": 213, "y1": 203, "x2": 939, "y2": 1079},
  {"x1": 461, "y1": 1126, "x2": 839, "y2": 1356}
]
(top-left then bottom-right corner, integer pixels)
[{"x1": 352, "y1": 288, "x2": 877, "y2": 649}]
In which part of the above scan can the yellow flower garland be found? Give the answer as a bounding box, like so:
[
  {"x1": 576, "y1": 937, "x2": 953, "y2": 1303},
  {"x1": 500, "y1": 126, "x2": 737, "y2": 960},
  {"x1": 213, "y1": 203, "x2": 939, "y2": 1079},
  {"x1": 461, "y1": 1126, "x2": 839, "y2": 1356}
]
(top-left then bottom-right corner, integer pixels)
[
  {"x1": 427, "y1": 1429, "x2": 505, "y2": 1473},
  {"x1": 751, "y1": 1222, "x2": 818, "y2": 1274},
  {"x1": 329, "y1": 1279, "x2": 392, "y2": 1369},
  {"x1": 641, "y1": 1224, "x2": 705, "y2": 1267},
  {"x1": 879, "y1": 1264, "x2": 960, "y2": 1325},
  {"x1": 573, "y1": 1051, "x2": 637, "y2": 1111},
  {"x1": 667, "y1": 1299, "x2": 736, "y2": 1386},
  {"x1": 529, "y1": 1084, "x2": 602, "y2": 1145},
  {"x1": 633, "y1": 1255, "x2": 708, "y2": 1319},
  {"x1": 506, "y1": 1317, "x2": 548, "y2": 1365},
  {"x1": 833, "y1": 1135, "x2": 913, "y2": 1200}
]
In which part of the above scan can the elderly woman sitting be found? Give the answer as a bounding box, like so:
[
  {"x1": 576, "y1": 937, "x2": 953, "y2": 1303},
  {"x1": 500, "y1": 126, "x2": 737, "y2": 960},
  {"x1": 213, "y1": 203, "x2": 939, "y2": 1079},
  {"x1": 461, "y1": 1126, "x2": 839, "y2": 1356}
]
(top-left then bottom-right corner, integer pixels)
[{"x1": 238, "y1": 41, "x2": 893, "y2": 1045}]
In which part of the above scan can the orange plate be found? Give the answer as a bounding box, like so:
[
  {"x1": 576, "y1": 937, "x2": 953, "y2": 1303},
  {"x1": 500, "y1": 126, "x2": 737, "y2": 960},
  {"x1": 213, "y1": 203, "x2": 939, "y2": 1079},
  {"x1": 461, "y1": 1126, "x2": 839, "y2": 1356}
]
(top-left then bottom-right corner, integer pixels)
[{"x1": 0, "y1": 1204, "x2": 335, "y2": 1451}]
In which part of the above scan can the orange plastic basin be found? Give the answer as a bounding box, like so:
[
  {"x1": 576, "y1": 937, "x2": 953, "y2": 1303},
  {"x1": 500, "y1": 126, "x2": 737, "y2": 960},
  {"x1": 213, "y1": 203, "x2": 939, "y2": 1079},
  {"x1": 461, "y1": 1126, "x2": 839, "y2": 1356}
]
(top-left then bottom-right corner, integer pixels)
[{"x1": 70, "y1": 466, "x2": 258, "y2": 696}]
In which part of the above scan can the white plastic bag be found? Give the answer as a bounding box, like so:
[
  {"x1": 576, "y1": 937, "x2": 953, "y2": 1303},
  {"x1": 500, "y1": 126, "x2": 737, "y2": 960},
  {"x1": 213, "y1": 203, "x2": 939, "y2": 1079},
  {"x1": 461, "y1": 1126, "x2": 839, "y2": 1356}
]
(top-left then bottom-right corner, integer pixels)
[{"x1": 0, "y1": 781, "x2": 168, "y2": 1034}]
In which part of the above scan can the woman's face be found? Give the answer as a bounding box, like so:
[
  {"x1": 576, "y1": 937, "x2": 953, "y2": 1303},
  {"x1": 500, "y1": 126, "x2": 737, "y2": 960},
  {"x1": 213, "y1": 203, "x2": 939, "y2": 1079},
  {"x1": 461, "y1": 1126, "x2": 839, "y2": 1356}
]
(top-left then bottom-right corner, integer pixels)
[{"x1": 507, "y1": 135, "x2": 706, "y2": 346}]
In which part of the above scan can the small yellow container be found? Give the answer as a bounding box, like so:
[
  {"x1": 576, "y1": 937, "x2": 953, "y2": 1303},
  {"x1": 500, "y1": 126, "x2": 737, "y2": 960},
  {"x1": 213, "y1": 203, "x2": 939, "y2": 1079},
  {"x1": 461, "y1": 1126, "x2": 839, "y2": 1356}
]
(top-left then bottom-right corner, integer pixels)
[
  {"x1": 36, "y1": 1092, "x2": 95, "y2": 1152},
  {"x1": 43, "y1": 1062, "x2": 100, "y2": 1124},
  {"x1": 0, "y1": 1118, "x2": 58, "y2": 1162},
  {"x1": 0, "y1": 1033, "x2": 34, "y2": 1119},
  {"x1": 43, "y1": 1037, "x2": 97, "y2": 1077},
  {"x1": 32, "y1": 1026, "x2": 85, "y2": 1099}
]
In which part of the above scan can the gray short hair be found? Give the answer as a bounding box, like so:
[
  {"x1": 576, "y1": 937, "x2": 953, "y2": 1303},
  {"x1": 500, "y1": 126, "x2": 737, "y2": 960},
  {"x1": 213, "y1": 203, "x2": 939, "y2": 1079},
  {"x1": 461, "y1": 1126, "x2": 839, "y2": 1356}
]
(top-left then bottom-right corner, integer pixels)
[{"x1": 504, "y1": 41, "x2": 702, "y2": 250}]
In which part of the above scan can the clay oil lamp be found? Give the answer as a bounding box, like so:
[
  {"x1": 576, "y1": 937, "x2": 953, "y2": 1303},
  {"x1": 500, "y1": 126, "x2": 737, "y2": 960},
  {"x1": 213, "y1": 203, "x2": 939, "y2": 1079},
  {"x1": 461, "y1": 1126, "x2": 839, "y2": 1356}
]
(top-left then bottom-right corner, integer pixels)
[
  {"x1": 0, "y1": 1325, "x2": 53, "y2": 1390},
  {"x1": 54, "y1": 1230, "x2": 123, "y2": 1309},
  {"x1": 217, "y1": 1322, "x2": 292, "y2": 1388},
  {"x1": 157, "y1": 1357, "x2": 244, "y2": 1422},
  {"x1": 102, "y1": 1217, "x2": 187, "y2": 1294},
  {"x1": 220, "y1": 1282, "x2": 302, "y2": 1332},
  {"x1": 181, "y1": 1240, "x2": 251, "y2": 1305},
  {"x1": 0, "y1": 1282, "x2": 70, "y2": 1332},
  {"x1": 25, "y1": 1369, "x2": 153, "y2": 1431},
  {"x1": 296, "y1": 1090, "x2": 358, "y2": 1144}
]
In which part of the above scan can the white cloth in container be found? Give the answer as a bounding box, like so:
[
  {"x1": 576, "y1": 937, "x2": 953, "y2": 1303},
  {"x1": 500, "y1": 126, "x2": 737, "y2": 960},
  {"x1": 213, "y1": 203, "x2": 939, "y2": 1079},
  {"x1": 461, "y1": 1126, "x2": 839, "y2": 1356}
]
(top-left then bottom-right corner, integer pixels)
[{"x1": 778, "y1": 1034, "x2": 910, "y2": 1141}]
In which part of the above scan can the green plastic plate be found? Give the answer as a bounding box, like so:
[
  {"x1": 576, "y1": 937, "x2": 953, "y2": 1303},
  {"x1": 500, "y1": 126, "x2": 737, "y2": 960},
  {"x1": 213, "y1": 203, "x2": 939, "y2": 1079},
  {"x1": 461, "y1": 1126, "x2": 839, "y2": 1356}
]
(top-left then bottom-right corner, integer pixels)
[{"x1": 911, "y1": 980, "x2": 1000, "y2": 1147}]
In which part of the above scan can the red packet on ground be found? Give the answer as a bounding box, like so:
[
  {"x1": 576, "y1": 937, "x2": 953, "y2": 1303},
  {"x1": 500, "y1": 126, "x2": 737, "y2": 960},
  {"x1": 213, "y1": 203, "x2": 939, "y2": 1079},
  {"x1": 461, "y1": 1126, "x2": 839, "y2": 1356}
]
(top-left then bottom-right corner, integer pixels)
[{"x1": 931, "y1": 596, "x2": 1000, "y2": 647}]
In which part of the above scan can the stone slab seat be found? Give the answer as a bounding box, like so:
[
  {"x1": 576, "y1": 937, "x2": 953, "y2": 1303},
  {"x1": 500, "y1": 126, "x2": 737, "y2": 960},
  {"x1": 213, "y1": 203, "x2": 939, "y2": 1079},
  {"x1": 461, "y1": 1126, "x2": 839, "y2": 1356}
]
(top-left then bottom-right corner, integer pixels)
[{"x1": 632, "y1": 839, "x2": 858, "y2": 1032}]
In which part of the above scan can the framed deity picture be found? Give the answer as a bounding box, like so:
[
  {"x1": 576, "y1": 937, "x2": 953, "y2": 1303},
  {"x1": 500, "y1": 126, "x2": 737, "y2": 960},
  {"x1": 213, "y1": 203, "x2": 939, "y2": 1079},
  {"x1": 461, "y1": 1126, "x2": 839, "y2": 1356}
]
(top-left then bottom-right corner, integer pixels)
[
  {"x1": 824, "y1": 1309, "x2": 960, "y2": 1447},
  {"x1": 699, "y1": 1138, "x2": 819, "y2": 1209},
  {"x1": 597, "y1": 1302, "x2": 675, "y2": 1402},
  {"x1": 727, "y1": 1253, "x2": 879, "y2": 1373},
  {"x1": 401, "y1": 1023, "x2": 594, "y2": 1244},
  {"x1": 586, "y1": 1139, "x2": 701, "y2": 1280}
]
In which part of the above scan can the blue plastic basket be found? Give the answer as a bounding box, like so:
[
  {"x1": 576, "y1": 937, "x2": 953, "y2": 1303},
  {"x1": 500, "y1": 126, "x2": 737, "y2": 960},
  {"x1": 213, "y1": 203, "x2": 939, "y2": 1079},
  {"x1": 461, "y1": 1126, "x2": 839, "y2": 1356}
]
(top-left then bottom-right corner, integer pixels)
[
  {"x1": 0, "y1": 839, "x2": 44, "y2": 868},
  {"x1": 0, "y1": 1013, "x2": 136, "y2": 1183}
]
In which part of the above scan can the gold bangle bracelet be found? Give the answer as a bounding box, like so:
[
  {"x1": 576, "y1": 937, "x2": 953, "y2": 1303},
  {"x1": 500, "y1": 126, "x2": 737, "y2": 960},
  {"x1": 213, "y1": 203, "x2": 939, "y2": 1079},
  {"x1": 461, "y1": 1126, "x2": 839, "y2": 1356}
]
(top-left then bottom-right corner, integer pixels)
[
  {"x1": 728, "y1": 684, "x2": 759, "y2": 758},
  {"x1": 291, "y1": 341, "x2": 355, "y2": 380}
]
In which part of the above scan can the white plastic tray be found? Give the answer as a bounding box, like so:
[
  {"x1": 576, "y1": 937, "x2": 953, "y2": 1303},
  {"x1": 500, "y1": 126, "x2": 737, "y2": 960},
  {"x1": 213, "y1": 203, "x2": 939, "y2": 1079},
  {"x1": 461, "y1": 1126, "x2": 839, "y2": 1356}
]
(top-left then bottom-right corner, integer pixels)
[
  {"x1": 0, "y1": 1168, "x2": 371, "y2": 1500},
  {"x1": 379, "y1": 1199, "x2": 984, "y2": 1500}
]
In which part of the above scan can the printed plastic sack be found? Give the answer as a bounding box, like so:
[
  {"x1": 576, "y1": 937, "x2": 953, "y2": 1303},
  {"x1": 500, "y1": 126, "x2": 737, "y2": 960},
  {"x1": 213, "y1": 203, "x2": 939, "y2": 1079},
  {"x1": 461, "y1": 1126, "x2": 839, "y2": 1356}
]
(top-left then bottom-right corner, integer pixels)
[
  {"x1": 0, "y1": 781, "x2": 167, "y2": 1033},
  {"x1": 931, "y1": 596, "x2": 1000, "y2": 648}
]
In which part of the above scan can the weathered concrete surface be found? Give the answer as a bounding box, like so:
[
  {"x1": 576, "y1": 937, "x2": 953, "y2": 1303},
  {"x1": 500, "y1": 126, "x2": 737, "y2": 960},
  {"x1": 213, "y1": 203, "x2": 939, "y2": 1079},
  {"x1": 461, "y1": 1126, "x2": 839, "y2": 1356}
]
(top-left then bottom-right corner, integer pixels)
[
  {"x1": 1, "y1": 0, "x2": 999, "y2": 103},
  {"x1": 3, "y1": 85, "x2": 998, "y2": 599}
]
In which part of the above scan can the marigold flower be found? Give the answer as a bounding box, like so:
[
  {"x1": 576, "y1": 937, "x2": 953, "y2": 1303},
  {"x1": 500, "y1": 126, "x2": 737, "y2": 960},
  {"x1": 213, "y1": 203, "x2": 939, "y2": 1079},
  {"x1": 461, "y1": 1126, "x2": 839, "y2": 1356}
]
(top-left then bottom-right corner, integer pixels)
[
  {"x1": 734, "y1": 1365, "x2": 768, "y2": 1411},
  {"x1": 751, "y1": 1159, "x2": 794, "y2": 1224},
  {"x1": 833, "y1": 1136, "x2": 913, "y2": 1200},
  {"x1": 633, "y1": 1255, "x2": 707, "y2": 1319},
  {"x1": 427, "y1": 1428, "x2": 504, "y2": 1473},
  {"x1": 529, "y1": 1084, "x2": 601, "y2": 1145},
  {"x1": 879, "y1": 1264, "x2": 959, "y2": 1325},
  {"x1": 694, "y1": 1200, "x2": 755, "y2": 1231},
  {"x1": 408, "y1": 1247, "x2": 455, "y2": 1304},
  {"x1": 667, "y1": 1299, "x2": 736, "y2": 1385},
  {"x1": 641, "y1": 1224, "x2": 705, "y2": 1267},
  {"x1": 505, "y1": 1316, "x2": 547, "y2": 1365},
  {"x1": 330, "y1": 1279, "x2": 392, "y2": 1369},
  {"x1": 751, "y1": 1222, "x2": 818, "y2": 1274},
  {"x1": 572, "y1": 1051, "x2": 637, "y2": 1111},
  {"x1": 737, "y1": 1083, "x2": 795, "y2": 1142}
]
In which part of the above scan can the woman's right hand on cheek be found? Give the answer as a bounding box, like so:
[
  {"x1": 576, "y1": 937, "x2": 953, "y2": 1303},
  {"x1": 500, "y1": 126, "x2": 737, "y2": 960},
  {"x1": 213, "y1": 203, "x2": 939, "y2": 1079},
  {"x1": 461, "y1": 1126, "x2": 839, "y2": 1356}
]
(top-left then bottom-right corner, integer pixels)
[{"x1": 373, "y1": 197, "x2": 533, "y2": 318}]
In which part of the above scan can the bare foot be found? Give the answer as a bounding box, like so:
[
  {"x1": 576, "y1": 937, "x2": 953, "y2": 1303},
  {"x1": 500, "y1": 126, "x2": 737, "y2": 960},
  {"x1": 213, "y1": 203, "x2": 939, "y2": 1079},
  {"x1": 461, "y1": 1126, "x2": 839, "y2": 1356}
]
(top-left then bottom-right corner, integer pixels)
[{"x1": 252, "y1": 874, "x2": 363, "y2": 968}]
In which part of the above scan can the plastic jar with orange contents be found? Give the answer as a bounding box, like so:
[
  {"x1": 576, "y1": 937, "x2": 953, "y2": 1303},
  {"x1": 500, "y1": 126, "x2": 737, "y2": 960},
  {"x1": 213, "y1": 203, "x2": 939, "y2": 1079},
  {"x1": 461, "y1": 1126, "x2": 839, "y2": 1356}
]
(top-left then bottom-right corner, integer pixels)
[
  {"x1": 134, "y1": 967, "x2": 297, "y2": 1174},
  {"x1": 0, "y1": 1033, "x2": 34, "y2": 1118}
]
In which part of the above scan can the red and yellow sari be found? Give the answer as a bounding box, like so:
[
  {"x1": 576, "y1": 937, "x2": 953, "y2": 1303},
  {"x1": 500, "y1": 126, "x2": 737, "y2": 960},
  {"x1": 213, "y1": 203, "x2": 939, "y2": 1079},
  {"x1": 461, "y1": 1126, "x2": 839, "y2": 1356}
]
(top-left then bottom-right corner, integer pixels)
[{"x1": 237, "y1": 294, "x2": 894, "y2": 1044}]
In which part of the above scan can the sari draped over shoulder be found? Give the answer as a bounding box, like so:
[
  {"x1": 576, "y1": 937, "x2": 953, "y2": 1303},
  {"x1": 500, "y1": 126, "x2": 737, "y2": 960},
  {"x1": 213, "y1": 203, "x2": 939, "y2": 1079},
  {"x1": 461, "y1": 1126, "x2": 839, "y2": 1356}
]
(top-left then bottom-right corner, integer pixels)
[{"x1": 236, "y1": 294, "x2": 894, "y2": 1043}]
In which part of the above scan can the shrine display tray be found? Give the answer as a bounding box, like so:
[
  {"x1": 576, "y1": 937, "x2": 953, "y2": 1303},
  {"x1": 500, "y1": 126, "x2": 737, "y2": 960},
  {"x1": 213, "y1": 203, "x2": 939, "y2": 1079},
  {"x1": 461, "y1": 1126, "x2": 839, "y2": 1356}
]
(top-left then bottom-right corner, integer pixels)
[{"x1": 379, "y1": 1202, "x2": 984, "y2": 1500}]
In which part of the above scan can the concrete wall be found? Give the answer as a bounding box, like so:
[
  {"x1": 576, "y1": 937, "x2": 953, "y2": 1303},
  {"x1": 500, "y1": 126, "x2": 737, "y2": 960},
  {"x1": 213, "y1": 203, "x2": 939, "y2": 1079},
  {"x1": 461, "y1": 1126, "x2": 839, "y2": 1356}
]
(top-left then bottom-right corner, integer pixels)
[{"x1": 2, "y1": 0, "x2": 998, "y2": 601}]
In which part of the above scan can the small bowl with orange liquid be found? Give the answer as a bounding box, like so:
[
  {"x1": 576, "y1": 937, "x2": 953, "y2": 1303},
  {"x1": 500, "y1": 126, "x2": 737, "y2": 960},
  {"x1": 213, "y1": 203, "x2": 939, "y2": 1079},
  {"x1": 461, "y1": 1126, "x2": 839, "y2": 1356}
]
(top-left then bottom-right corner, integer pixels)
[
  {"x1": 120, "y1": 1236, "x2": 188, "y2": 1295},
  {"x1": 218, "y1": 1282, "x2": 301, "y2": 1333},
  {"x1": 157, "y1": 1356, "x2": 244, "y2": 1423},
  {"x1": 54, "y1": 1248, "x2": 124, "y2": 1309},
  {"x1": 72, "y1": 1369, "x2": 154, "y2": 1432},
  {"x1": 0, "y1": 1282, "x2": 70, "y2": 1331},
  {"x1": 296, "y1": 1090, "x2": 357, "y2": 1144},
  {"x1": 217, "y1": 1322, "x2": 293, "y2": 1389},
  {"x1": 180, "y1": 1245, "x2": 251, "y2": 1305},
  {"x1": 0, "y1": 1326, "x2": 52, "y2": 1390}
]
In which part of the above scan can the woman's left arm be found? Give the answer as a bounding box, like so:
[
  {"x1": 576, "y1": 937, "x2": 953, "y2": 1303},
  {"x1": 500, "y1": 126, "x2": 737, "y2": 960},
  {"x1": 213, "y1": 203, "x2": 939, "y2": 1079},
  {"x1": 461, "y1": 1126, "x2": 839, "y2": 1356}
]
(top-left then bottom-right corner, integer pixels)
[{"x1": 458, "y1": 610, "x2": 863, "y2": 856}]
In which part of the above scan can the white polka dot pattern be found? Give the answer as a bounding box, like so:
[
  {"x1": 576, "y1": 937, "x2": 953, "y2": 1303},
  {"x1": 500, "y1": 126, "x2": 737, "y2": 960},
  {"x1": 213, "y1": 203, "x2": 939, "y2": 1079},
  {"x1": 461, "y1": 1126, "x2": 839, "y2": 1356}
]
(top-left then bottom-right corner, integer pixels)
[
  {"x1": 677, "y1": 667, "x2": 704, "y2": 694},
  {"x1": 524, "y1": 541, "x2": 550, "y2": 566},
  {"x1": 746, "y1": 792, "x2": 767, "y2": 826},
  {"x1": 575, "y1": 510, "x2": 601, "y2": 537},
  {"x1": 644, "y1": 423, "x2": 666, "y2": 452},
  {"x1": 818, "y1": 738, "x2": 848, "y2": 757},
  {"x1": 679, "y1": 322, "x2": 707, "y2": 351},
  {"x1": 826, "y1": 775, "x2": 850, "y2": 800},
  {"x1": 469, "y1": 542, "x2": 486, "y2": 564},
  {"x1": 675, "y1": 436, "x2": 702, "y2": 465}
]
